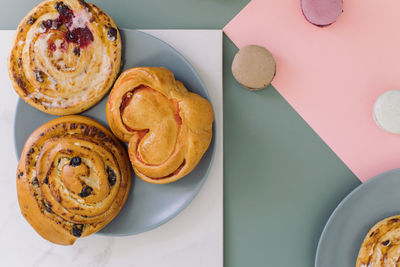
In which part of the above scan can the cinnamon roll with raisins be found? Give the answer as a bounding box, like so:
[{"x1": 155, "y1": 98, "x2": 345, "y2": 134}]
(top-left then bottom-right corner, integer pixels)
[
  {"x1": 16, "y1": 116, "x2": 131, "y2": 245},
  {"x1": 357, "y1": 215, "x2": 400, "y2": 266}
]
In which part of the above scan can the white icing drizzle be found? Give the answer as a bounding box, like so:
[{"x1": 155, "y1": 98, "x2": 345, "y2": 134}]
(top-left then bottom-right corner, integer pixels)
[{"x1": 70, "y1": 10, "x2": 92, "y2": 30}]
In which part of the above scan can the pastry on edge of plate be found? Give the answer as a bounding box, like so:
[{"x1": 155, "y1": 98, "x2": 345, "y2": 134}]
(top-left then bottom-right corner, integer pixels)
[
  {"x1": 356, "y1": 215, "x2": 400, "y2": 266},
  {"x1": 106, "y1": 67, "x2": 214, "y2": 184},
  {"x1": 16, "y1": 115, "x2": 131, "y2": 245},
  {"x1": 8, "y1": 0, "x2": 121, "y2": 115}
]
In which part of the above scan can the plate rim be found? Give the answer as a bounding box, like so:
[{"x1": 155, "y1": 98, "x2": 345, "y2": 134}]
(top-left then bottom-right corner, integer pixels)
[
  {"x1": 13, "y1": 28, "x2": 217, "y2": 237},
  {"x1": 314, "y1": 168, "x2": 400, "y2": 266}
]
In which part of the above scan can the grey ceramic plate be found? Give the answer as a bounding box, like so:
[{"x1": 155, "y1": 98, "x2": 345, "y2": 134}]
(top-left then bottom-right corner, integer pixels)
[
  {"x1": 14, "y1": 29, "x2": 215, "y2": 236},
  {"x1": 315, "y1": 169, "x2": 400, "y2": 266}
]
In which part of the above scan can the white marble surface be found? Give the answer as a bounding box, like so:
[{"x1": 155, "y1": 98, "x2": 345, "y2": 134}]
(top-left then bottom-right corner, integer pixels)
[{"x1": 0, "y1": 30, "x2": 223, "y2": 267}]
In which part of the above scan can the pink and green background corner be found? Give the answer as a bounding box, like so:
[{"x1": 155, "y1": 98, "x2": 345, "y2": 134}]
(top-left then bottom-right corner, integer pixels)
[{"x1": 225, "y1": 0, "x2": 400, "y2": 183}]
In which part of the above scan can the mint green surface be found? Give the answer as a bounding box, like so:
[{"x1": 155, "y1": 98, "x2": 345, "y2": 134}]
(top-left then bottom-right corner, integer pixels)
[{"x1": 1, "y1": 1, "x2": 361, "y2": 266}]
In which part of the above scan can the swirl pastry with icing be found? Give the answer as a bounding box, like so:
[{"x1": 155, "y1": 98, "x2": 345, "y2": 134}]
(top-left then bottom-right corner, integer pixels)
[
  {"x1": 8, "y1": 0, "x2": 121, "y2": 115},
  {"x1": 16, "y1": 116, "x2": 131, "y2": 245},
  {"x1": 106, "y1": 67, "x2": 214, "y2": 184},
  {"x1": 356, "y1": 215, "x2": 400, "y2": 266}
]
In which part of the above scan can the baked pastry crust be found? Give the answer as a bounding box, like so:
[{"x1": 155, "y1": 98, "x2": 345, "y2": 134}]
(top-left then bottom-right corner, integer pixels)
[
  {"x1": 16, "y1": 116, "x2": 131, "y2": 245},
  {"x1": 106, "y1": 67, "x2": 214, "y2": 184},
  {"x1": 8, "y1": 0, "x2": 121, "y2": 115},
  {"x1": 356, "y1": 215, "x2": 400, "y2": 266}
]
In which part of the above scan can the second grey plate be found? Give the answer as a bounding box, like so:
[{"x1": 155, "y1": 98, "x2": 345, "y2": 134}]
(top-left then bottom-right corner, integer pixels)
[{"x1": 315, "y1": 169, "x2": 400, "y2": 266}]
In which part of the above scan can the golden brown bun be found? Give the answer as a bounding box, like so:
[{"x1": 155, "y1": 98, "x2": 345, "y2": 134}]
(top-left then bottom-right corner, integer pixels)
[
  {"x1": 8, "y1": 0, "x2": 121, "y2": 115},
  {"x1": 16, "y1": 116, "x2": 131, "y2": 245},
  {"x1": 106, "y1": 67, "x2": 214, "y2": 184},
  {"x1": 356, "y1": 215, "x2": 400, "y2": 266}
]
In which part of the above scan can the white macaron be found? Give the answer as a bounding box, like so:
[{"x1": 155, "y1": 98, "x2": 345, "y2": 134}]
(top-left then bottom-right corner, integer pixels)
[{"x1": 374, "y1": 90, "x2": 400, "y2": 134}]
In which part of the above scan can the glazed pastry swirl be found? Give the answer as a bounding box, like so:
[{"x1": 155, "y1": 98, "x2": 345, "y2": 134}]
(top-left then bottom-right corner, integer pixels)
[
  {"x1": 16, "y1": 116, "x2": 131, "y2": 245},
  {"x1": 356, "y1": 215, "x2": 400, "y2": 266},
  {"x1": 8, "y1": 0, "x2": 121, "y2": 115},
  {"x1": 106, "y1": 67, "x2": 214, "y2": 184}
]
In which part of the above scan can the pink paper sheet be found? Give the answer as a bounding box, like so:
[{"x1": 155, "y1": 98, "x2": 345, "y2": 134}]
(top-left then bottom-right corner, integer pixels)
[{"x1": 224, "y1": 0, "x2": 400, "y2": 182}]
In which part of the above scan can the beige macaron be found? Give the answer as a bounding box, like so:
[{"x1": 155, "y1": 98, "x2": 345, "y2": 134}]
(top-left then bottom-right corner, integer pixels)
[{"x1": 232, "y1": 45, "x2": 276, "y2": 91}]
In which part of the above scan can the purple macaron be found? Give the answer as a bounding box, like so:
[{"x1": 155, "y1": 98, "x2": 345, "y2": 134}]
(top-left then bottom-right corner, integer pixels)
[{"x1": 301, "y1": 0, "x2": 343, "y2": 27}]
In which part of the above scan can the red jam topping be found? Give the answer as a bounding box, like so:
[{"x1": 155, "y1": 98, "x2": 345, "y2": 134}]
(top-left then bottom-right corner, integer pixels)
[
  {"x1": 60, "y1": 41, "x2": 67, "y2": 51},
  {"x1": 54, "y1": 1, "x2": 74, "y2": 26},
  {"x1": 48, "y1": 41, "x2": 56, "y2": 51},
  {"x1": 66, "y1": 27, "x2": 93, "y2": 47},
  {"x1": 42, "y1": 1, "x2": 94, "y2": 49}
]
